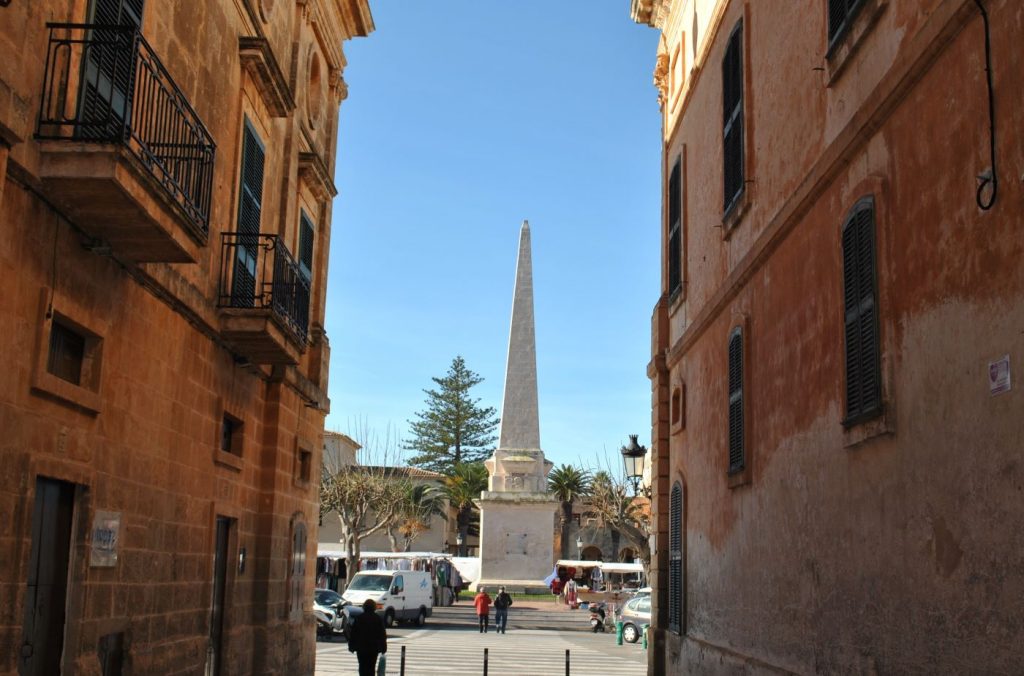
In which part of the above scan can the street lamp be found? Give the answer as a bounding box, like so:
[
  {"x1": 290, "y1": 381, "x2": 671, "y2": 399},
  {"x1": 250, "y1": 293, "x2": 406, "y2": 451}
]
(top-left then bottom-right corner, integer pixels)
[
  {"x1": 456, "y1": 531, "x2": 464, "y2": 557},
  {"x1": 620, "y1": 434, "x2": 648, "y2": 496},
  {"x1": 576, "y1": 535, "x2": 583, "y2": 560}
]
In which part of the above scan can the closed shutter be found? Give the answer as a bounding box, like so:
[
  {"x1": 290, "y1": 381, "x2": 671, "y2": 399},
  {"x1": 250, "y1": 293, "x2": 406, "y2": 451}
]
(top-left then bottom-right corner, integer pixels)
[
  {"x1": 298, "y1": 212, "x2": 314, "y2": 280},
  {"x1": 842, "y1": 199, "x2": 881, "y2": 423},
  {"x1": 232, "y1": 121, "x2": 265, "y2": 307},
  {"x1": 728, "y1": 329, "x2": 744, "y2": 474},
  {"x1": 668, "y1": 482, "x2": 683, "y2": 633},
  {"x1": 668, "y1": 158, "x2": 682, "y2": 295},
  {"x1": 828, "y1": 0, "x2": 865, "y2": 46},
  {"x1": 80, "y1": 0, "x2": 145, "y2": 139},
  {"x1": 722, "y1": 22, "x2": 744, "y2": 212}
]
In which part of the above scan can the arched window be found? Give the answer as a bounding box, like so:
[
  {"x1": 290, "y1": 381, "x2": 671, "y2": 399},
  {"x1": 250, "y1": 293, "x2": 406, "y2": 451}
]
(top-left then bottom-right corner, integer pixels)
[
  {"x1": 842, "y1": 197, "x2": 882, "y2": 424},
  {"x1": 728, "y1": 327, "x2": 744, "y2": 474},
  {"x1": 668, "y1": 481, "x2": 683, "y2": 633}
]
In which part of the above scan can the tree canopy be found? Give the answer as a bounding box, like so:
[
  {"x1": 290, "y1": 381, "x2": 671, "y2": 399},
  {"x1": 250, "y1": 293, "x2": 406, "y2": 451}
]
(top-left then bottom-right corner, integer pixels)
[{"x1": 404, "y1": 356, "x2": 500, "y2": 475}]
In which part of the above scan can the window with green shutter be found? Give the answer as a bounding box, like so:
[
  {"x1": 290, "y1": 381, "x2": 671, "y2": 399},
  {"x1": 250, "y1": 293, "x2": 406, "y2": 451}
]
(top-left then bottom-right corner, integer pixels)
[
  {"x1": 232, "y1": 119, "x2": 265, "y2": 307},
  {"x1": 828, "y1": 0, "x2": 867, "y2": 48},
  {"x1": 668, "y1": 157, "x2": 682, "y2": 296},
  {"x1": 728, "y1": 327, "x2": 744, "y2": 474},
  {"x1": 722, "y1": 21, "x2": 744, "y2": 213},
  {"x1": 298, "y1": 211, "x2": 314, "y2": 280},
  {"x1": 668, "y1": 481, "x2": 683, "y2": 633},
  {"x1": 842, "y1": 197, "x2": 882, "y2": 424}
]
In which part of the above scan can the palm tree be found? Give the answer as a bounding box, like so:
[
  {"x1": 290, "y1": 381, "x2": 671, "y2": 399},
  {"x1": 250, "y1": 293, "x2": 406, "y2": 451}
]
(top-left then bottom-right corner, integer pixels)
[
  {"x1": 388, "y1": 482, "x2": 449, "y2": 552},
  {"x1": 548, "y1": 464, "x2": 592, "y2": 559},
  {"x1": 443, "y1": 462, "x2": 488, "y2": 556}
]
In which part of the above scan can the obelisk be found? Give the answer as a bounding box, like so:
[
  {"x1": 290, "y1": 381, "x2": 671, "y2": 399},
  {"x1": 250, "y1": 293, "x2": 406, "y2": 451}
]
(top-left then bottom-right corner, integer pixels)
[{"x1": 475, "y1": 221, "x2": 558, "y2": 592}]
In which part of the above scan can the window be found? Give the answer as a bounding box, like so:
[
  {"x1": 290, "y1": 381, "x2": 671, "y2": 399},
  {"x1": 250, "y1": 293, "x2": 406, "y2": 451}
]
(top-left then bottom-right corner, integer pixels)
[
  {"x1": 671, "y1": 385, "x2": 685, "y2": 430},
  {"x1": 667, "y1": 157, "x2": 682, "y2": 296},
  {"x1": 722, "y1": 21, "x2": 744, "y2": 213},
  {"x1": 298, "y1": 211, "x2": 314, "y2": 281},
  {"x1": 728, "y1": 328, "x2": 744, "y2": 474},
  {"x1": 289, "y1": 520, "x2": 307, "y2": 620},
  {"x1": 220, "y1": 414, "x2": 242, "y2": 457},
  {"x1": 842, "y1": 198, "x2": 881, "y2": 424},
  {"x1": 828, "y1": 0, "x2": 867, "y2": 47},
  {"x1": 296, "y1": 447, "x2": 312, "y2": 484},
  {"x1": 233, "y1": 120, "x2": 266, "y2": 306},
  {"x1": 47, "y1": 321, "x2": 86, "y2": 385},
  {"x1": 668, "y1": 481, "x2": 683, "y2": 633}
]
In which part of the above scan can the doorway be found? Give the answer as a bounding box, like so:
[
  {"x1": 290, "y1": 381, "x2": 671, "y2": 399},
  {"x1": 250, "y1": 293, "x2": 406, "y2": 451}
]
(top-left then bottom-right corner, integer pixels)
[
  {"x1": 19, "y1": 477, "x2": 76, "y2": 676},
  {"x1": 206, "y1": 516, "x2": 233, "y2": 676}
]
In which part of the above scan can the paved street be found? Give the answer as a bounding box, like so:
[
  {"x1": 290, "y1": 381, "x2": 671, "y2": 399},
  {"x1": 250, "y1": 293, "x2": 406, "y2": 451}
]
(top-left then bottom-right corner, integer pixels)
[{"x1": 315, "y1": 604, "x2": 647, "y2": 675}]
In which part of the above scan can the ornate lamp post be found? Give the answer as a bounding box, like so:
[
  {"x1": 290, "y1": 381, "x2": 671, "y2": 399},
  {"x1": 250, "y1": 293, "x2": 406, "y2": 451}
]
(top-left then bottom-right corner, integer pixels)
[
  {"x1": 456, "y1": 531, "x2": 464, "y2": 557},
  {"x1": 620, "y1": 434, "x2": 649, "y2": 496},
  {"x1": 576, "y1": 535, "x2": 583, "y2": 560}
]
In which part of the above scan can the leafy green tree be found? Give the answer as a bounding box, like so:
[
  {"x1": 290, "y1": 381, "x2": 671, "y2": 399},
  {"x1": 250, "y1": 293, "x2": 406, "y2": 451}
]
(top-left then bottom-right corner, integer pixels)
[
  {"x1": 548, "y1": 464, "x2": 592, "y2": 559},
  {"x1": 404, "y1": 356, "x2": 500, "y2": 475},
  {"x1": 443, "y1": 462, "x2": 489, "y2": 556}
]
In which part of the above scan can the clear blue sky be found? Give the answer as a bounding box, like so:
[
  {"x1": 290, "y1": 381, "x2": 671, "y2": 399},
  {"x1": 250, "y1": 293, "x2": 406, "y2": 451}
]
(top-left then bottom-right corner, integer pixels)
[{"x1": 324, "y1": 2, "x2": 662, "y2": 471}]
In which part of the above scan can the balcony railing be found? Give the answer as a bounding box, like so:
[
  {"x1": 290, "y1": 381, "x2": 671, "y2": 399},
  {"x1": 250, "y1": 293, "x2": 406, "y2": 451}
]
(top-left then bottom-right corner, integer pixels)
[
  {"x1": 218, "y1": 233, "x2": 311, "y2": 345},
  {"x1": 37, "y1": 23, "x2": 215, "y2": 238}
]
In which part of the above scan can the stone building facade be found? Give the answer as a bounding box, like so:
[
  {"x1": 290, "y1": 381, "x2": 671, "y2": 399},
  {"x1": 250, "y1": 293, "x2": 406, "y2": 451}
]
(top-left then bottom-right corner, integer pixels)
[
  {"x1": 0, "y1": 1, "x2": 372, "y2": 674},
  {"x1": 633, "y1": 0, "x2": 1023, "y2": 673}
]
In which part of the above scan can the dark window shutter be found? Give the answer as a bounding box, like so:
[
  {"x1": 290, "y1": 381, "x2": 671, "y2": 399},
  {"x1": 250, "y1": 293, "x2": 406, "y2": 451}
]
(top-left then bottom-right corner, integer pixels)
[
  {"x1": 47, "y1": 322, "x2": 86, "y2": 385},
  {"x1": 80, "y1": 0, "x2": 145, "y2": 139},
  {"x1": 828, "y1": 0, "x2": 866, "y2": 46},
  {"x1": 728, "y1": 329, "x2": 744, "y2": 473},
  {"x1": 232, "y1": 122, "x2": 265, "y2": 307},
  {"x1": 668, "y1": 482, "x2": 683, "y2": 633},
  {"x1": 668, "y1": 158, "x2": 682, "y2": 295},
  {"x1": 722, "y1": 22, "x2": 744, "y2": 212},
  {"x1": 842, "y1": 199, "x2": 881, "y2": 423},
  {"x1": 298, "y1": 212, "x2": 314, "y2": 279}
]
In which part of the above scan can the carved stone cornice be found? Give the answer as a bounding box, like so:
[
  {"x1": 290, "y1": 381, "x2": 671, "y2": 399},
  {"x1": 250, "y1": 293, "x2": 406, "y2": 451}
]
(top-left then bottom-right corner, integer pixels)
[
  {"x1": 653, "y1": 52, "x2": 670, "y2": 108},
  {"x1": 298, "y1": 151, "x2": 337, "y2": 201},
  {"x1": 630, "y1": 0, "x2": 670, "y2": 28},
  {"x1": 239, "y1": 36, "x2": 296, "y2": 118}
]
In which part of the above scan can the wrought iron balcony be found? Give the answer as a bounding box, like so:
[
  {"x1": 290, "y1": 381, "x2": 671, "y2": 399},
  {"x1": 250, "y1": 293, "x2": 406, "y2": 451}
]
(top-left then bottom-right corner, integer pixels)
[
  {"x1": 36, "y1": 23, "x2": 215, "y2": 262},
  {"x1": 217, "y1": 233, "x2": 311, "y2": 364}
]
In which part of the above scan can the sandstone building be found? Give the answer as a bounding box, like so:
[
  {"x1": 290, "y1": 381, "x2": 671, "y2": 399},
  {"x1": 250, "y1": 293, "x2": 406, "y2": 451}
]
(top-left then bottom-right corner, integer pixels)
[
  {"x1": 0, "y1": 1, "x2": 372, "y2": 674},
  {"x1": 633, "y1": 0, "x2": 1023, "y2": 673}
]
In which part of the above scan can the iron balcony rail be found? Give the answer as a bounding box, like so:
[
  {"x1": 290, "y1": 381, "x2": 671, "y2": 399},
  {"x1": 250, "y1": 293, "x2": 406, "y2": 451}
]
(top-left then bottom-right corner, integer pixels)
[
  {"x1": 218, "y1": 233, "x2": 311, "y2": 344},
  {"x1": 37, "y1": 23, "x2": 216, "y2": 238}
]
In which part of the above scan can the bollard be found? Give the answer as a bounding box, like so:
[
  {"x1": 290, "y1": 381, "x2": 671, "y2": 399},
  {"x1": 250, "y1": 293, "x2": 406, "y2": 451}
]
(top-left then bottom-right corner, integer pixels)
[
  {"x1": 642, "y1": 624, "x2": 649, "y2": 650},
  {"x1": 615, "y1": 620, "x2": 624, "y2": 645},
  {"x1": 565, "y1": 648, "x2": 570, "y2": 676},
  {"x1": 483, "y1": 647, "x2": 488, "y2": 676},
  {"x1": 400, "y1": 645, "x2": 406, "y2": 675}
]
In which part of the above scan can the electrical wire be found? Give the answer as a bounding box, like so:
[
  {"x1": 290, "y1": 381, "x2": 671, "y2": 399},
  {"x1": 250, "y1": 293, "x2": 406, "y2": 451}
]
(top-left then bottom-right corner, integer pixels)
[{"x1": 974, "y1": 0, "x2": 997, "y2": 210}]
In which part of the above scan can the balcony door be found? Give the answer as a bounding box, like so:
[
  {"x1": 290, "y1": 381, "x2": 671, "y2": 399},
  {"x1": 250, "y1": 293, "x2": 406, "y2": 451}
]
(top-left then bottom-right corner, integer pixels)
[
  {"x1": 19, "y1": 478, "x2": 76, "y2": 676},
  {"x1": 79, "y1": 0, "x2": 145, "y2": 139},
  {"x1": 231, "y1": 122, "x2": 265, "y2": 308}
]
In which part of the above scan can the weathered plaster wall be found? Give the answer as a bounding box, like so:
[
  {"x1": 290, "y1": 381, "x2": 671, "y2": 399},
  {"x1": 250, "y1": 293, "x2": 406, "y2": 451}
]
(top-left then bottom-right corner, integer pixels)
[{"x1": 643, "y1": 0, "x2": 1024, "y2": 673}]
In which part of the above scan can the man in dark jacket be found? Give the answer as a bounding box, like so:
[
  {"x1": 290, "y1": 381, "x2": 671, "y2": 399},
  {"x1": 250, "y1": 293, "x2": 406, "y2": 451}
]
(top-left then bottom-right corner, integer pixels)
[
  {"x1": 493, "y1": 586, "x2": 513, "y2": 634},
  {"x1": 348, "y1": 599, "x2": 387, "y2": 676}
]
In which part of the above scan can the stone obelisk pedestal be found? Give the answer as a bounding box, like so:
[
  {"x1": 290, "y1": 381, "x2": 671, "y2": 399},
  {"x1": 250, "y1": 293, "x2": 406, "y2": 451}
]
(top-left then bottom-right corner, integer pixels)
[{"x1": 475, "y1": 221, "x2": 558, "y2": 592}]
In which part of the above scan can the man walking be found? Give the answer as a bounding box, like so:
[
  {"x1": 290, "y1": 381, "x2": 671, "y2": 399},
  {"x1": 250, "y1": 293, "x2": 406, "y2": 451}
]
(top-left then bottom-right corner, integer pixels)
[
  {"x1": 474, "y1": 586, "x2": 492, "y2": 633},
  {"x1": 348, "y1": 599, "x2": 387, "y2": 676},
  {"x1": 493, "y1": 586, "x2": 513, "y2": 634}
]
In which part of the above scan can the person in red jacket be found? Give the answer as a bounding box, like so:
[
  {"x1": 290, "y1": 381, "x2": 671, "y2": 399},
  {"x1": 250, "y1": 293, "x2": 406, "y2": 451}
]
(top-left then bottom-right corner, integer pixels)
[{"x1": 474, "y1": 587, "x2": 492, "y2": 633}]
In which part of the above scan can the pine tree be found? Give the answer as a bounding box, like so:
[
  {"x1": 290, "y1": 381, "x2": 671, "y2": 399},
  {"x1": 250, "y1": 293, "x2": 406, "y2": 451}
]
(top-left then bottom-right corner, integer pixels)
[{"x1": 404, "y1": 356, "x2": 499, "y2": 475}]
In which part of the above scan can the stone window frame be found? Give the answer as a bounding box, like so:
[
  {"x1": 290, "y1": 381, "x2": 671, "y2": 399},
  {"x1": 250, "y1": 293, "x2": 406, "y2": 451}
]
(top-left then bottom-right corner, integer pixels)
[
  {"x1": 31, "y1": 288, "x2": 104, "y2": 415},
  {"x1": 214, "y1": 401, "x2": 244, "y2": 472}
]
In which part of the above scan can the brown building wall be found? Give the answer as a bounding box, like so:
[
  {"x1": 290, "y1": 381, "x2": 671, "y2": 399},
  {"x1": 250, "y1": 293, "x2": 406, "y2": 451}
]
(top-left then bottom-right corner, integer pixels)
[
  {"x1": 637, "y1": 0, "x2": 1023, "y2": 673},
  {"x1": 0, "y1": 1, "x2": 372, "y2": 674}
]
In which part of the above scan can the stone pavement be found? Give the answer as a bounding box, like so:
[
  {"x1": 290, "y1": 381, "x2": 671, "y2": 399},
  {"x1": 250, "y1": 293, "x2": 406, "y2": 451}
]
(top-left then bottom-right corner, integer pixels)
[{"x1": 314, "y1": 604, "x2": 647, "y2": 675}]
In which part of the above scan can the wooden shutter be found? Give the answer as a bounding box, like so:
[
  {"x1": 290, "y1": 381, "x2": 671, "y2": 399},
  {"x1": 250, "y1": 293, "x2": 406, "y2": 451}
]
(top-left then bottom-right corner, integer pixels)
[
  {"x1": 722, "y1": 22, "x2": 744, "y2": 212},
  {"x1": 298, "y1": 212, "x2": 315, "y2": 280},
  {"x1": 80, "y1": 0, "x2": 145, "y2": 139},
  {"x1": 828, "y1": 0, "x2": 865, "y2": 45},
  {"x1": 231, "y1": 122, "x2": 265, "y2": 307},
  {"x1": 668, "y1": 482, "x2": 683, "y2": 633},
  {"x1": 842, "y1": 199, "x2": 881, "y2": 423},
  {"x1": 668, "y1": 158, "x2": 682, "y2": 295},
  {"x1": 728, "y1": 328, "x2": 744, "y2": 473}
]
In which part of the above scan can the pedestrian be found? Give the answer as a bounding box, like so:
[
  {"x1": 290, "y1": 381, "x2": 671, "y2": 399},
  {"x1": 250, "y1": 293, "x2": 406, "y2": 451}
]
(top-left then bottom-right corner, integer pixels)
[
  {"x1": 474, "y1": 586, "x2": 492, "y2": 633},
  {"x1": 348, "y1": 599, "x2": 387, "y2": 676},
  {"x1": 493, "y1": 586, "x2": 513, "y2": 634},
  {"x1": 565, "y1": 578, "x2": 578, "y2": 608}
]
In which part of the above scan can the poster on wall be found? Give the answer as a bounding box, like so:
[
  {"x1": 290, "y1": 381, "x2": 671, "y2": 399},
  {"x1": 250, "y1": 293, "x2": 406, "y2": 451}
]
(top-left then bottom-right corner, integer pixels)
[
  {"x1": 90, "y1": 510, "x2": 121, "y2": 567},
  {"x1": 988, "y1": 355, "x2": 1011, "y2": 396}
]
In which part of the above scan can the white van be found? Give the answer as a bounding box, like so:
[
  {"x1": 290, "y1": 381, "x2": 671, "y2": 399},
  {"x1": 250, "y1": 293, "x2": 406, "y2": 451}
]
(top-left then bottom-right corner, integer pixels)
[{"x1": 342, "y1": 570, "x2": 433, "y2": 628}]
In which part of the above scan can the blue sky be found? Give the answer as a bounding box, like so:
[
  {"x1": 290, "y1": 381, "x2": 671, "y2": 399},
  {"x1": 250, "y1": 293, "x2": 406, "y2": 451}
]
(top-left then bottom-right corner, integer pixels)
[{"x1": 325, "y1": 2, "x2": 662, "y2": 470}]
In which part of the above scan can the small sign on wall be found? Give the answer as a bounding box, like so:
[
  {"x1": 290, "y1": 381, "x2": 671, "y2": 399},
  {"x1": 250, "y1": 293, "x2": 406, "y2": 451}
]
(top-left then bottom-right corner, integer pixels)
[
  {"x1": 988, "y1": 355, "x2": 1011, "y2": 396},
  {"x1": 90, "y1": 510, "x2": 121, "y2": 567}
]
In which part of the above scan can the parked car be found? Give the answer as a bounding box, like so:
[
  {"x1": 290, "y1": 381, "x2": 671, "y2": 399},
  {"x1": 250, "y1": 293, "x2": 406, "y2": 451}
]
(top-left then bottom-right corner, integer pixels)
[
  {"x1": 617, "y1": 594, "x2": 651, "y2": 643},
  {"x1": 341, "y1": 570, "x2": 433, "y2": 629},
  {"x1": 314, "y1": 588, "x2": 348, "y2": 637}
]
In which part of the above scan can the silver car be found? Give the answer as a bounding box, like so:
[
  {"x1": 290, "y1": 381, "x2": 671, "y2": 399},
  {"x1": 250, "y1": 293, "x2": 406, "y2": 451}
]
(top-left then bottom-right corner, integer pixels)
[
  {"x1": 617, "y1": 594, "x2": 651, "y2": 643},
  {"x1": 314, "y1": 588, "x2": 347, "y2": 633}
]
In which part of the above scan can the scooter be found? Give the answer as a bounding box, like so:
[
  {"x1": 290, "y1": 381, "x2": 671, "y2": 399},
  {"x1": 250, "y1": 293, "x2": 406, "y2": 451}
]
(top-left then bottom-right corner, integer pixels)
[
  {"x1": 589, "y1": 602, "x2": 608, "y2": 633},
  {"x1": 314, "y1": 606, "x2": 335, "y2": 641}
]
